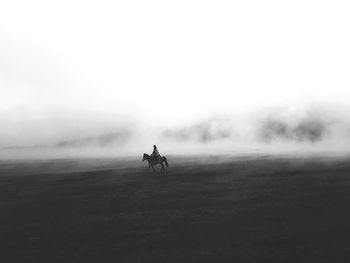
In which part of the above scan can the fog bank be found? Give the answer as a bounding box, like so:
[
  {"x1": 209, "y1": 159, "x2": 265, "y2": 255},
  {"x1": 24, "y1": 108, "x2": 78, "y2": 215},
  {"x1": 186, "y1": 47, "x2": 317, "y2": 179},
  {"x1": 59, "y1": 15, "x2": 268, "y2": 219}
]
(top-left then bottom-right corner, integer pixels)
[{"x1": 2, "y1": 104, "x2": 350, "y2": 159}]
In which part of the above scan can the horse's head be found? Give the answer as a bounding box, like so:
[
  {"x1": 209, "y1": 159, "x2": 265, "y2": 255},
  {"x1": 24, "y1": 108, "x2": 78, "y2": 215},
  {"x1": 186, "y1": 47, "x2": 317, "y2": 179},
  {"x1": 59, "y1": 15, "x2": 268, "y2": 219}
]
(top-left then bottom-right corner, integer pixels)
[{"x1": 142, "y1": 153, "x2": 148, "y2": 161}]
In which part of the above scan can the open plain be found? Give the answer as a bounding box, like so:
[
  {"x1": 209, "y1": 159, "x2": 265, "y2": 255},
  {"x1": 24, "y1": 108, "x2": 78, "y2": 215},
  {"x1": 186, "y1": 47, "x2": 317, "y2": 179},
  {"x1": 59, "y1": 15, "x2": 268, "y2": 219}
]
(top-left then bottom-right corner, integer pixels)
[{"x1": 1, "y1": 154, "x2": 350, "y2": 262}]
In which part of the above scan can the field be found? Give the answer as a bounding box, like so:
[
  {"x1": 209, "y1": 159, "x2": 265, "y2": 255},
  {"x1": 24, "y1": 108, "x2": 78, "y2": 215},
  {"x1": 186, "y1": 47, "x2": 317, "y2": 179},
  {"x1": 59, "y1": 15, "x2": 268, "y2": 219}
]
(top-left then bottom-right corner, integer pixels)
[{"x1": 1, "y1": 154, "x2": 350, "y2": 262}]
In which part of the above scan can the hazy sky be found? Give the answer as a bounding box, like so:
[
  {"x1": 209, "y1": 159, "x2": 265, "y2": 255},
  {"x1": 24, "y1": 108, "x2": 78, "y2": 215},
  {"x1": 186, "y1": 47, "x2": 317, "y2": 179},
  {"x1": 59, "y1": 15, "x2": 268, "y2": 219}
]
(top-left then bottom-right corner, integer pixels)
[{"x1": 1, "y1": 1, "x2": 350, "y2": 149}]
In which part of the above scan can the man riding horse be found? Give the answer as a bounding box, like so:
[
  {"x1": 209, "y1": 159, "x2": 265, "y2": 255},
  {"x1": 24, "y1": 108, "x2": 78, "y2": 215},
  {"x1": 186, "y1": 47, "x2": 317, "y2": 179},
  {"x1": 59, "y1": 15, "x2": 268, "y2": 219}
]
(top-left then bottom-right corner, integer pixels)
[
  {"x1": 151, "y1": 145, "x2": 161, "y2": 162},
  {"x1": 142, "y1": 145, "x2": 169, "y2": 172}
]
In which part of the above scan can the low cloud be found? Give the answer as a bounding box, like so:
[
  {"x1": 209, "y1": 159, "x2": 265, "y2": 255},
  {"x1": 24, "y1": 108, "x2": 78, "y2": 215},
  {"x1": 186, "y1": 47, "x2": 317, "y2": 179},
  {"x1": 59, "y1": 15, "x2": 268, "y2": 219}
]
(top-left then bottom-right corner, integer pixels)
[
  {"x1": 55, "y1": 131, "x2": 133, "y2": 148},
  {"x1": 162, "y1": 117, "x2": 234, "y2": 143},
  {"x1": 3, "y1": 104, "x2": 350, "y2": 158},
  {"x1": 257, "y1": 118, "x2": 328, "y2": 143},
  {"x1": 160, "y1": 104, "x2": 350, "y2": 150}
]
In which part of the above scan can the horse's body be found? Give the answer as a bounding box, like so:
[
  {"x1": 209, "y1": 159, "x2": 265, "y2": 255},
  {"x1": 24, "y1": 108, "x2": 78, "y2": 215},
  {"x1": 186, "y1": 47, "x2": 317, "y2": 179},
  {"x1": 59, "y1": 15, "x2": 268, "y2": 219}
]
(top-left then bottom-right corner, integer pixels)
[{"x1": 142, "y1": 153, "x2": 169, "y2": 172}]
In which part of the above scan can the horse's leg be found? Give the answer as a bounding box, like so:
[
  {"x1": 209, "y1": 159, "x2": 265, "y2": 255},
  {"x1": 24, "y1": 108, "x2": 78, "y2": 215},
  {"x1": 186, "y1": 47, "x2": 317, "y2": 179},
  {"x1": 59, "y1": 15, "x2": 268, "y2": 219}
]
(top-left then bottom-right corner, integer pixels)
[
  {"x1": 163, "y1": 161, "x2": 167, "y2": 173},
  {"x1": 152, "y1": 165, "x2": 156, "y2": 172},
  {"x1": 161, "y1": 159, "x2": 167, "y2": 172}
]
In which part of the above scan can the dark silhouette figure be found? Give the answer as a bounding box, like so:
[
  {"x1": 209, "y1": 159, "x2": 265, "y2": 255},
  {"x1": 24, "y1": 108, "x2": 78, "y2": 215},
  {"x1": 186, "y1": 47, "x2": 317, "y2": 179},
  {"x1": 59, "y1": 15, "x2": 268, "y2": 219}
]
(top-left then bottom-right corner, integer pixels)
[
  {"x1": 143, "y1": 145, "x2": 168, "y2": 173},
  {"x1": 142, "y1": 153, "x2": 169, "y2": 173},
  {"x1": 151, "y1": 145, "x2": 160, "y2": 161}
]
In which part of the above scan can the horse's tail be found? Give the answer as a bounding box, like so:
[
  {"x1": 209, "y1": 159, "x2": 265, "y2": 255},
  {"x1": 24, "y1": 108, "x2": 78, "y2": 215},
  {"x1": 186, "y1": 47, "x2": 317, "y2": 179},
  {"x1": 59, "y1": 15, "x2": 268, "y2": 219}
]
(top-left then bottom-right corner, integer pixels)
[{"x1": 163, "y1": 156, "x2": 169, "y2": 167}]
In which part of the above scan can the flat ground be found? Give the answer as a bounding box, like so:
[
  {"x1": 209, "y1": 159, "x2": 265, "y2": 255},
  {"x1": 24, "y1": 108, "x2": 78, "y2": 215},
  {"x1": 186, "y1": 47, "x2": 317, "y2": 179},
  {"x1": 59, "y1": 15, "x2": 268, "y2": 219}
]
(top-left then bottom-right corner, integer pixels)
[{"x1": 1, "y1": 155, "x2": 350, "y2": 262}]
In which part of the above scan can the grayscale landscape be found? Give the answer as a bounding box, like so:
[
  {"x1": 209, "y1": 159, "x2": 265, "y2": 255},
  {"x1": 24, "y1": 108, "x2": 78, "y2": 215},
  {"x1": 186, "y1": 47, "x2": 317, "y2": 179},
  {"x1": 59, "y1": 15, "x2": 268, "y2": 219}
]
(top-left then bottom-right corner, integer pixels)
[
  {"x1": 2, "y1": 154, "x2": 350, "y2": 262},
  {"x1": 2, "y1": 1, "x2": 350, "y2": 262}
]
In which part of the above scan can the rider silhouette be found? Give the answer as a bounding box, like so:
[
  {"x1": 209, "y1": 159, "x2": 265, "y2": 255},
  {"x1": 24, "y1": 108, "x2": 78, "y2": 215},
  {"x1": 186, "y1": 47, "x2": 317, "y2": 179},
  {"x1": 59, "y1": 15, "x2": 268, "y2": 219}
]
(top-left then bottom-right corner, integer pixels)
[{"x1": 151, "y1": 145, "x2": 160, "y2": 160}]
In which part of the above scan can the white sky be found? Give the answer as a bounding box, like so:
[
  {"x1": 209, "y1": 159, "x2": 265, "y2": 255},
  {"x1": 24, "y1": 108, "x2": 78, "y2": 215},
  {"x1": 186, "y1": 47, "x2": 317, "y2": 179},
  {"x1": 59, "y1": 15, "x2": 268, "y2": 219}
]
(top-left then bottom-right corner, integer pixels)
[{"x1": 1, "y1": 0, "x2": 350, "y2": 127}]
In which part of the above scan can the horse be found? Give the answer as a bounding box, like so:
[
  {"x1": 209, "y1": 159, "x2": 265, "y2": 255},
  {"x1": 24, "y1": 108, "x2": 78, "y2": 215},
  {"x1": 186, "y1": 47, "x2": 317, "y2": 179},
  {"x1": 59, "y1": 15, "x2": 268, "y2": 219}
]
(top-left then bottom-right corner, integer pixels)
[{"x1": 142, "y1": 153, "x2": 169, "y2": 173}]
